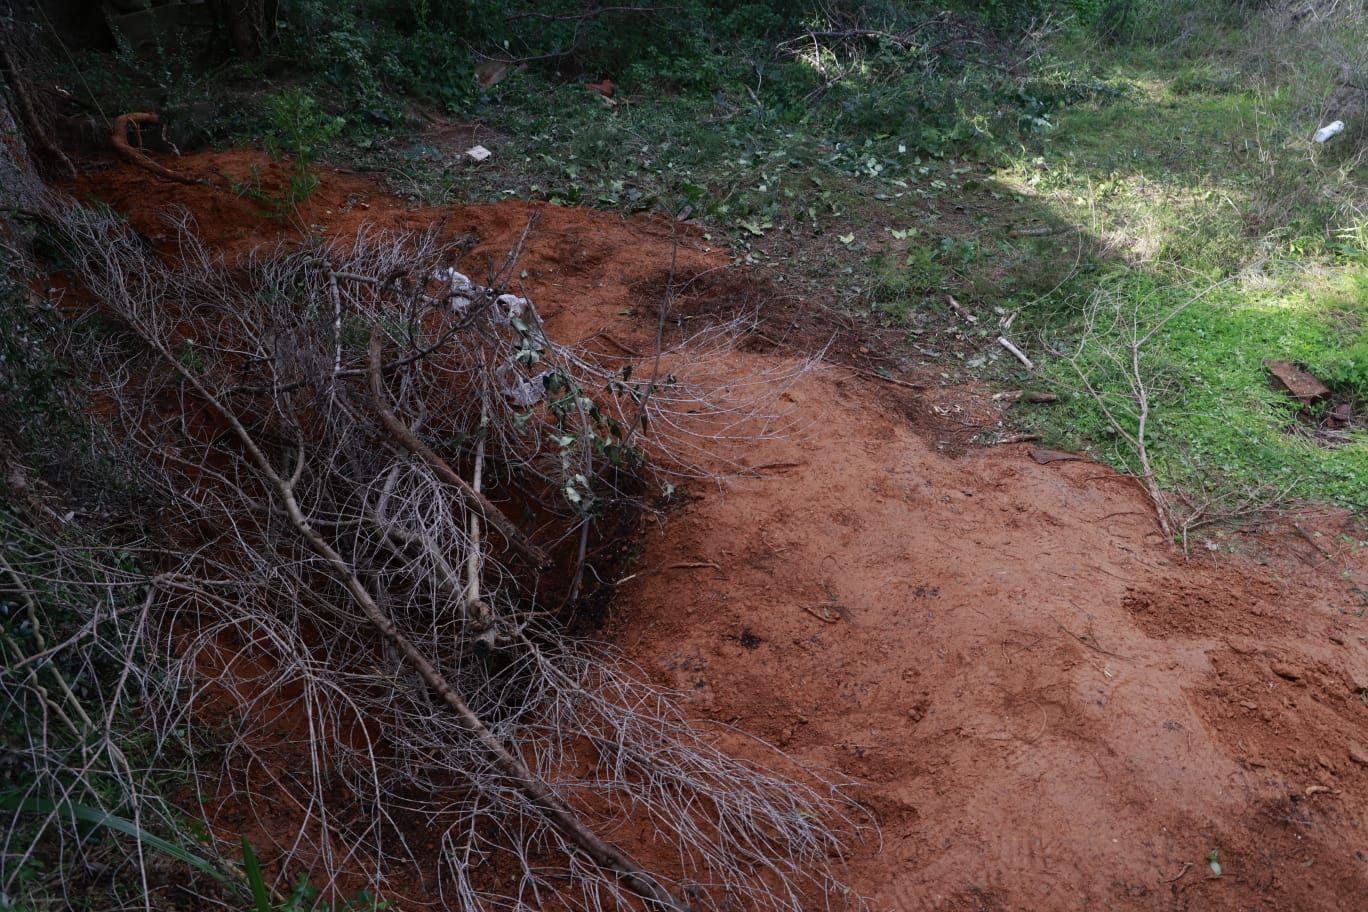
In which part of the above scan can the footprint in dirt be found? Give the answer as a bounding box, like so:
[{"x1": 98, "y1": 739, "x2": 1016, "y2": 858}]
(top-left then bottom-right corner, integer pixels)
[
  {"x1": 886, "y1": 831, "x2": 1066, "y2": 911},
  {"x1": 659, "y1": 649, "x2": 713, "y2": 701}
]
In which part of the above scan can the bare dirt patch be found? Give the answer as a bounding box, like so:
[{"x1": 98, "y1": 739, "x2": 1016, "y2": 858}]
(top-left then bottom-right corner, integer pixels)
[{"x1": 613, "y1": 367, "x2": 1368, "y2": 910}]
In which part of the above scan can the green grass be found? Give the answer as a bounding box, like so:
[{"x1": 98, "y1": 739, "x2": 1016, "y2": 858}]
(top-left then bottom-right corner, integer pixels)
[
  {"x1": 1028, "y1": 271, "x2": 1368, "y2": 506},
  {"x1": 46, "y1": 0, "x2": 1368, "y2": 519},
  {"x1": 998, "y1": 27, "x2": 1368, "y2": 510}
]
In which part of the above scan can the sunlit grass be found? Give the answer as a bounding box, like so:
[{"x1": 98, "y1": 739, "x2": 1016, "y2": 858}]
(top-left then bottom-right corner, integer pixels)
[{"x1": 1007, "y1": 32, "x2": 1368, "y2": 510}]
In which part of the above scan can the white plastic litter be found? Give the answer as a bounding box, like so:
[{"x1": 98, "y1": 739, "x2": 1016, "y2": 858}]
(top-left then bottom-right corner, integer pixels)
[
  {"x1": 433, "y1": 267, "x2": 476, "y2": 293},
  {"x1": 1313, "y1": 120, "x2": 1345, "y2": 143},
  {"x1": 432, "y1": 267, "x2": 479, "y2": 312},
  {"x1": 494, "y1": 293, "x2": 527, "y2": 324},
  {"x1": 465, "y1": 145, "x2": 492, "y2": 163},
  {"x1": 502, "y1": 369, "x2": 548, "y2": 407}
]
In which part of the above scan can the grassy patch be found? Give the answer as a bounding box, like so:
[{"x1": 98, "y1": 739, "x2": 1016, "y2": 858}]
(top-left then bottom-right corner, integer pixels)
[
  {"x1": 998, "y1": 12, "x2": 1368, "y2": 511},
  {"x1": 355, "y1": 2, "x2": 1368, "y2": 515},
  {"x1": 1028, "y1": 271, "x2": 1368, "y2": 506}
]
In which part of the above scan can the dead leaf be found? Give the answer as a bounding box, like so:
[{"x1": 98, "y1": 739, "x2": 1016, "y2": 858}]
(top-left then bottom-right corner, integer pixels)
[{"x1": 474, "y1": 60, "x2": 508, "y2": 89}]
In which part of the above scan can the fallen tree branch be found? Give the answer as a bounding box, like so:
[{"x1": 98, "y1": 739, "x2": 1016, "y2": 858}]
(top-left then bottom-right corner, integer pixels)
[
  {"x1": 1007, "y1": 225, "x2": 1064, "y2": 238},
  {"x1": 139, "y1": 311, "x2": 686, "y2": 912},
  {"x1": 506, "y1": 3, "x2": 679, "y2": 21},
  {"x1": 42, "y1": 203, "x2": 858, "y2": 910},
  {"x1": 946, "y1": 294, "x2": 977, "y2": 324},
  {"x1": 997, "y1": 336, "x2": 1034, "y2": 370},
  {"x1": 849, "y1": 366, "x2": 926, "y2": 390},
  {"x1": 1066, "y1": 285, "x2": 1227, "y2": 541},
  {"x1": 778, "y1": 13, "x2": 951, "y2": 52}
]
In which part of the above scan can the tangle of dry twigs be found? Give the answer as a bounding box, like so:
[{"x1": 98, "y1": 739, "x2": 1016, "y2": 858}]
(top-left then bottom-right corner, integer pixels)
[{"x1": 1, "y1": 188, "x2": 860, "y2": 912}]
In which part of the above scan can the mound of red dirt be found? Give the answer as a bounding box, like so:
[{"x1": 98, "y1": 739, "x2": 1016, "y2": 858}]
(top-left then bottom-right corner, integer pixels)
[
  {"x1": 67, "y1": 150, "x2": 711, "y2": 346},
  {"x1": 613, "y1": 365, "x2": 1368, "y2": 910},
  {"x1": 74, "y1": 152, "x2": 1368, "y2": 910}
]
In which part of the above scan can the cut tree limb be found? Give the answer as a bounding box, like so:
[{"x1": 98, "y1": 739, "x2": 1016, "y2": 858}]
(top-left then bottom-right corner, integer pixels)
[
  {"x1": 946, "y1": 294, "x2": 977, "y2": 324},
  {"x1": 849, "y1": 366, "x2": 926, "y2": 390},
  {"x1": 368, "y1": 330, "x2": 549, "y2": 569},
  {"x1": 142, "y1": 317, "x2": 685, "y2": 912},
  {"x1": 1008, "y1": 225, "x2": 1064, "y2": 238}
]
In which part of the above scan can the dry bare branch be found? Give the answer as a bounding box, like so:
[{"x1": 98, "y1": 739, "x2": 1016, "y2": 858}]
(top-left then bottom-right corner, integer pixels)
[{"x1": 3, "y1": 191, "x2": 860, "y2": 912}]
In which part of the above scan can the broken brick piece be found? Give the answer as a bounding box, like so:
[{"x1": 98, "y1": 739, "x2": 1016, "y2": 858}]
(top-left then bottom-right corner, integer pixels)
[{"x1": 1264, "y1": 359, "x2": 1330, "y2": 404}]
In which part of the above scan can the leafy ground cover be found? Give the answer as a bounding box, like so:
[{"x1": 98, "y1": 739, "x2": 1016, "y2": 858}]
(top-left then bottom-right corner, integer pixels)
[
  {"x1": 400, "y1": 3, "x2": 1367, "y2": 511},
  {"x1": 999, "y1": 24, "x2": 1368, "y2": 508},
  {"x1": 66, "y1": 0, "x2": 1359, "y2": 513},
  {"x1": 357, "y1": 2, "x2": 1368, "y2": 511}
]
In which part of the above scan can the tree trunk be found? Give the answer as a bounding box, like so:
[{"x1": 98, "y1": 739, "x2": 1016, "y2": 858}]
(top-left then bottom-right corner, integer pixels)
[
  {"x1": 0, "y1": 36, "x2": 75, "y2": 182},
  {"x1": 213, "y1": 0, "x2": 272, "y2": 59},
  {"x1": 0, "y1": 69, "x2": 48, "y2": 211}
]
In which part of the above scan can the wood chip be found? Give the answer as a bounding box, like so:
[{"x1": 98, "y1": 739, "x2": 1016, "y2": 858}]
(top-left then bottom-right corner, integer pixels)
[
  {"x1": 1264, "y1": 359, "x2": 1329, "y2": 404},
  {"x1": 803, "y1": 603, "x2": 847, "y2": 624}
]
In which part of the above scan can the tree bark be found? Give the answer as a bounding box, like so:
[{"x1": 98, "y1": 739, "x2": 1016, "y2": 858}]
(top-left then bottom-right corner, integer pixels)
[
  {"x1": 212, "y1": 0, "x2": 272, "y2": 59},
  {"x1": 0, "y1": 36, "x2": 75, "y2": 181},
  {"x1": 0, "y1": 82, "x2": 49, "y2": 229}
]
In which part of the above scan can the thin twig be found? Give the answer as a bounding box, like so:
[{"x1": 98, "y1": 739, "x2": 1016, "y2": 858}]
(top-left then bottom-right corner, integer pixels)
[
  {"x1": 998, "y1": 336, "x2": 1035, "y2": 370},
  {"x1": 946, "y1": 294, "x2": 977, "y2": 324}
]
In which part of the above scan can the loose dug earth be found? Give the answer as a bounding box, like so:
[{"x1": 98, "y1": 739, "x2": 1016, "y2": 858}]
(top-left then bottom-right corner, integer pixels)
[
  {"x1": 75, "y1": 153, "x2": 1368, "y2": 910},
  {"x1": 615, "y1": 371, "x2": 1368, "y2": 911}
]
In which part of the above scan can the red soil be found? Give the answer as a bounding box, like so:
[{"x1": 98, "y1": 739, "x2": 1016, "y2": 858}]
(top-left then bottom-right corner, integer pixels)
[
  {"x1": 72, "y1": 152, "x2": 1368, "y2": 910},
  {"x1": 614, "y1": 374, "x2": 1368, "y2": 911}
]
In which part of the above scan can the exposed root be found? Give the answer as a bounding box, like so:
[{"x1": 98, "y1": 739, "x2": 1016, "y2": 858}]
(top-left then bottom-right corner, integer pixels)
[{"x1": 110, "y1": 113, "x2": 215, "y2": 187}]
